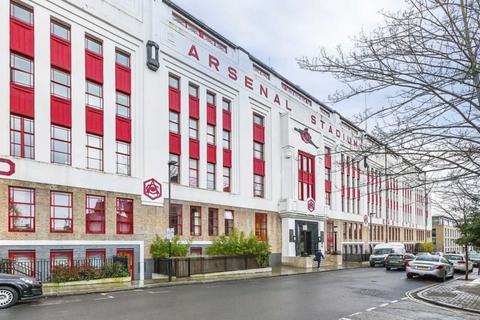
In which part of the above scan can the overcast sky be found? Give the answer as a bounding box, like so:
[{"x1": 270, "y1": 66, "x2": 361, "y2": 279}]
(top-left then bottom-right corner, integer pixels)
[{"x1": 172, "y1": 0, "x2": 406, "y2": 125}]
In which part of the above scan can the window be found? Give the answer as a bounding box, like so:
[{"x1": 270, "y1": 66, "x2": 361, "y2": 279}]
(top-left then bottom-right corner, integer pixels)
[
  {"x1": 325, "y1": 192, "x2": 331, "y2": 207},
  {"x1": 224, "y1": 210, "x2": 234, "y2": 236},
  {"x1": 190, "y1": 247, "x2": 202, "y2": 256},
  {"x1": 116, "y1": 141, "x2": 131, "y2": 175},
  {"x1": 169, "y1": 204, "x2": 183, "y2": 235},
  {"x1": 189, "y1": 118, "x2": 199, "y2": 139},
  {"x1": 50, "y1": 250, "x2": 73, "y2": 270},
  {"x1": 51, "y1": 125, "x2": 71, "y2": 165},
  {"x1": 207, "y1": 92, "x2": 215, "y2": 105},
  {"x1": 86, "y1": 81, "x2": 103, "y2": 109},
  {"x1": 51, "y1": 20, "x2": 70, "y2": 41},
  {"x1": 10, "y1": 115, "x2": 34, "y2": 159},
  {"x1": 222, "y1": 98, "x2": 231, "y2": 112},
  {"x1": 189, "y1": 83, "x2": 198, "y2": 97},
  {"x1": 254, "y1": 174, "x2": 264, "y2": 198},
  {"x1": 207, "y1": 163, "x2": 215, "y2": 190},
  {"x1": 8, "y1": 187, "x2": 35, "y2": 232},
  {"x1": 116, "y1": 198, "x2": 133, "y2": 234},
  {"x1": 222, "y1": 130, "x2": 231, "y2": 150},
  {"x1": 325, "y1": 167, "x2": 331, "y2": 181},
  {"x1": 253, "y1": 113, "x2": 264, "y2": 126},
  {"x1": 86, "y1": 195, "x2": 105, "y2": 234},
  {"x1": 8, "y1": 251, "x2": 35, "y2": 276},
  {"x1": 169, "y1": 111, "x2": 180, "y2": 134},
  {"x1": 169, "y1": 74, "x2": 180, "y2": 89},
  {"x1": 298, "y1": 151, "x2": 315, "y2": 201},
  {"x1": 86, "y1": 249, "x2": 106, "y2": 268},
  {"x1": 85, "y1": 36, "x2": 102, "y2": 55},
  {"x1": 51, "y1": 68, "x2": 71, "y2": 100},
  {"x1": 116, "y1": 92, "x2": 130, "y2": 118},
  {"x1": 255, "y1": 213, "x2": 267, "y2": 241},
  {"x1": 253, "y1": 142, "x2": 264, "y2": 160},
  {"x1": 190, "y1": 207, "x2": 202, "y2": 236},
  {"x1": 50, "y1": 191, "x2": 73, "y2": 233},
  {"x1": 86, "y1": 134, "x2": 103, "y2": 170},
  {"x1": 223, "y1": 167, "x2": 231, "y2": 192},
  {"x1": 169, "y1": 154, "x2": 180, "y2": 183},
  {"x1": 115, "y1": 50, "x2": 130, "y2": 68},
  {"x1": 208, "y1": 208, "x2": 218, "y2": 236},
  {"x1": 10, "y1": 53, "x2": 34, "y2": 87},
  {"x1": 10, "y1": 2, "x2": 33, "y2": 24},
  {"x1": 207, "y1": 125, "x2": 216, "y2": 145},
  {"x1": 189, "y1": 159, "x2": 199, "y2": 188}
]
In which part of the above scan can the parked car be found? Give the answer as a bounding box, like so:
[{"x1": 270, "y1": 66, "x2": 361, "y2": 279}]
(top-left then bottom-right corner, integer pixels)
[
  {"x1": 415, "y1": 252, "x2": 431, "y2": 257},
  {"x1": 369, "y1": 243, "x2": 406, "y2": 267},
  {"x1": 406, "y1": 255, "x2": 455, "y2": 282},
  {"x1": 403, "y1": 253, "x2": 416, "y2": 265},
  {"x1": 430, "y1": 252, "x2": 443, "y2": 257},
  {"x1": 443, "y1": 254, "x2": 474, "y2": 273},
  {"x1": 385, "y1": 254, "x2": 405, "y2": 270},
  {"x1": 469, "y1": 253, "x2": 480, "y2": 267},
  {"x1": 0, "y1": 273, "x2": 42, "y2": 309}
]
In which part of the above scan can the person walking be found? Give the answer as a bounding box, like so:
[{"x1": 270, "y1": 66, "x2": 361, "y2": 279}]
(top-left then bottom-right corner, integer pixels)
[{"x1": 314, "y1": 249, "x2": 325, "y2": 269}]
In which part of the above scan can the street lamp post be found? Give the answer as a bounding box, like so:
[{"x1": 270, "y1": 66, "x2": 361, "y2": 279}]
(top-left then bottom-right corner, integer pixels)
[
  {"x1": 369, "y1": 212, "x2": 376, "y2": 253},
  {"x1": 167, "y1": 160, "x2": 177, "y2": 282}
]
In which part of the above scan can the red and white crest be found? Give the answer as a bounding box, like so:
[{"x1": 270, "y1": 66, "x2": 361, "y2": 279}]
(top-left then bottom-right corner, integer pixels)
[{"x1": 143, "y1": 178, "x2": 162, "y2": 200}]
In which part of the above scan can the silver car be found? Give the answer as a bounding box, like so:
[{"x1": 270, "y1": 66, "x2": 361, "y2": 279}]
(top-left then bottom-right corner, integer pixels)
[{"x1": 406, "y1": 255, "x2": 454, "y2": 282}]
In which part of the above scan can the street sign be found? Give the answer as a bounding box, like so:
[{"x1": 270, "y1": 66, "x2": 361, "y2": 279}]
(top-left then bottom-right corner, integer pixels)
[
  {"x1": 166, "y1": 228, "x2": 175, "y2": 241},
  {"x1": 363, "y1": 214, "x2": 369, "y2": 226}
]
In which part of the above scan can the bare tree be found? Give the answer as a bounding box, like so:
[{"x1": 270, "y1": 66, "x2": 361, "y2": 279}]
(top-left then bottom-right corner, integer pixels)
[{"x1": 298, "y1": 0, "x2": 480, "y2": 195}]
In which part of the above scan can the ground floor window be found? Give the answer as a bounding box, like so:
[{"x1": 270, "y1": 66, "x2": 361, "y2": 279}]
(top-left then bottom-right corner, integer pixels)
[
  {"x1": 190, "y1": 206, "x2": 202, "y2": 236},
  {"x1": 255, "y1": 212, "x2": 267, "y2": 241},
  {"x1": 50, "y1": 249, "x2": 73, "y2": 270},
  {"x1": 8, "y1": 250, "x2": 35, "y2": 276},
  {"x1": 224, "y1": 210, "x2": 234, "y2": 236},
  {"x1": 169, "y1": 204, "x2": 183, "y2": 235}
]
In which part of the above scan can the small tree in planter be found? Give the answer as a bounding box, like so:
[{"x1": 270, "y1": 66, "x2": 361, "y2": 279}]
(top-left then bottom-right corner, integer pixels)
[{"x1": 150, "y1": 235, "x2": 190, "y2": 258}]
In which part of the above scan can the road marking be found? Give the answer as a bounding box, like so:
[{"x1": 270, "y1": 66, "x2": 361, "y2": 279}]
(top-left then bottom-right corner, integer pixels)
[
  {"x1": 379, "y1": 303, "x2": 389, "y2": 307},
  {"x1": 148, "y1": 290, "x2": 169, "y2": 294},
  {"x1": 366, "y1": 307, "x2": 377, "y2": 312},
  {"x1": 95, "y1": 295, "x2": 114, "y2": 301},
  {"x1": 401, "y1": 297, "x2": 408, "y2": 300},
  {"x1": 339, "y1": 318, "x2": 351, "y2": 320},
  {"x1": 349, "y1": 312, "x2": 362, "y2": 316},
  {"x1": 133, "y1": 289, "x2": 144, "y2": 292},
  {"x1": 390, "y1": 300, "x2": 398, "y2": 303},
  {"x1": 206, "y1": 285, "x2": 220, "y2": 288}
]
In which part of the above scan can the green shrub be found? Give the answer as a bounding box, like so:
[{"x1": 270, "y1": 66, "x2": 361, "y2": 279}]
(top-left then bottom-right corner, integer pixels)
[
  {"x1": 415, "y1": 242, "x2": 435, "y2": 253},
  {"x1": 51, "y1": 262, "x2": 129, "y2": 283},
  {"x1": 206, "y1": 230, "x2": 271, "y2": 267},
  {"x1": 150, "y1": 235, "x2": 190, "y2": 258},
  {"x1": 100, "y1": 262, "x2": 129, "y2": 278}
]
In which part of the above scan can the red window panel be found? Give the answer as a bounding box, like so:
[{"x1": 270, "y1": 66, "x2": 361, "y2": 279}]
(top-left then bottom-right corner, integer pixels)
[
  {"x1": 85, "y1": 106, "x2": 104, "y2": 135},
  {"x1": 190, "y1": 247, "x2": 202, "y2": 256},
  {"x1": 253, "y1": 158, "x2": 265, "y2": 176},
  {"x1": 169, "y1": 204, "x2": 183, "y2": 235},
  {"x1": 10, "y1": 84, "x2": 34, "y2": 118},
  {"x1": 8, "y1": 186, "x2": 35, "y2": 232},
  {"x1": 207, "y1": 104, "x2": 216, "y2": 125},
  {"x1": 8, "y1": 250, "x2": 36, "y2": 277},
  {"x1": 189, "y1": 96, "x2": 199, "y2": 119},
  {"x1": 190, "y1": 206, "x2": 202, "y2": 236},
  {"x1": 86, "y1": 195, "x2": 105, "y2": 234},
  {"x1": 85, "y1": 51, "x2": 103, "y2": 83},
  {"x1": 51, "y1": 37, "x2": 71, "y2": 71},
  {"x1": 50, "y1": 191, "x2": 73, "y2": 233},
  {"x1": 10, "y1": 19, "x2": 34, "y2": 58},
  {"x1": 222, "y1": 110, "x2": 231, "y2": 131},
  {"x1": 325, "y1": 180, "x2": 332, "y2": 193},
  {"x1": 189, "y1": 138, "x2": 200, "y2": 159},
  {"x1": 324, "y1": 154, "x2": 332, "y2": 168},
  {"x1": 116, "y1": 116, "x2": 131, "y2": 143},
  {"x1": 115, "y1": 65, "x2": 131, "y2": 94},
  {"x1": 223, "y1": 149, "x2": 232, "y2": 168},
  {"x1": 116, "y1": 198, "x2": 133, "y2": 234},
  {"x1": 169, "y1": 87, "x2": 181, "y2": 112},
  {"x1": 298, "y1": 151, "x2": 315, "y2": 201},
  {"x1": 86, "y1": 249, "x2": 106, "y2": 266},
  {"x1": 208, "y1": 208, "x2": 218, "y2": 236},
  {"x1": 253, "y1": 124, "x2": 265, "y2": 143},
  {"x1": 169, "y1": 133, "x2": 181, "y2": 155},
  {"x1": 207, "y1": 144, "x2": 216, "y2": 164},
  {"x1": 255, "y1": 213, "x2": 268, "y2": 241},
  {"x1": 50, "y1": 250, "x2": 73, "y2": 270},
  {"x1": 51, "y1": 96, "x2": 71, "y2": 127}
]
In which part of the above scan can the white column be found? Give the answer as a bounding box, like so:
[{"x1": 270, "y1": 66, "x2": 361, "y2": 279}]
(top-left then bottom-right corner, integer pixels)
[
  {"x1": 34, "y1": 9, "x2": 51, "y2": 163},
  {"x1": 0, "y1": 0, "x2": 10, "y2": 156},
  {"x1": 103, "y1": 40, "x2": 116, "y2": 174},
  {"x1": 71, "y1": 24, "x2": 86, "y2": 168},
  {"x1": 215, "y1": 95, "x2": 224, "y2": 191},
  {"x1": 179, "y1": 79, "x2": 189, "y2": 186},
  {"x1": 198, "y1": 87, "x2": 207, "y2": 189}
]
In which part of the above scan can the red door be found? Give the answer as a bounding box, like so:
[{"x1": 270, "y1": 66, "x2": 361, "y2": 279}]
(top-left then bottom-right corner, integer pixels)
[{"x1": 116, "y1": 249, "x2": 134, "y2": 279}]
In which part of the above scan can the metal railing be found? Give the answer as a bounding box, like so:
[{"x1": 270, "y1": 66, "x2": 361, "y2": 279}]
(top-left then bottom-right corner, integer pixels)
[
  {"x1": 154, "y1": 256, "x2": 262, "y2": 278},
  {"x1": 0, "y1": 256, "x2": 128, "y2": 283}
]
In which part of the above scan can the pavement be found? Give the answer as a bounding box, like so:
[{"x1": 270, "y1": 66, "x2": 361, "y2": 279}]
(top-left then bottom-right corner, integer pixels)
[
  {"x1": 1, "y1": 267, "x2": 453, "y2": 320},
  {"x1": 41, "y1": 262, "x2": 368, "y2": 297},
  {"x1": 414, "y1": 270, "x2": 480, "y2": 314}
]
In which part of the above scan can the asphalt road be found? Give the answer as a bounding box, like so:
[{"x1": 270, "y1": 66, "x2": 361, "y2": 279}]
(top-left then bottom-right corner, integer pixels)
[{"x1": 1, "y1": 268, "x2": 476, "y2": 320}]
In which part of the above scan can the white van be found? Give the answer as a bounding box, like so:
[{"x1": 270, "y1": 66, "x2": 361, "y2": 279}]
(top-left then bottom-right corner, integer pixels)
[{"x1": 369, "y1": 243, "x2": 406, "y2": 267}]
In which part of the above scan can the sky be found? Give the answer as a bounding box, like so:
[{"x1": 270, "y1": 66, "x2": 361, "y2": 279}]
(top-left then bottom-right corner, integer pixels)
[{"x1": 172, "y1": 0, "x2": 407, "y2": 125}]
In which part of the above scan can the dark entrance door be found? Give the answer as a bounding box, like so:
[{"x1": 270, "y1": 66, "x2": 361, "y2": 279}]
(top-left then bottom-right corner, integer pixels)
[
  {"x1": 295, "y1": 220, "x2": 318, "y2": 256},
  {"x1": 301, "y1": 230, "x2": 312, "y2": 256}
]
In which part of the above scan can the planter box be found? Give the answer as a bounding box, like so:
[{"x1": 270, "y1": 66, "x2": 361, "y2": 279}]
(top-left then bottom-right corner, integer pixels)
[{"x1": 43, "y1": 276, "x2": 131, "y2": 288}]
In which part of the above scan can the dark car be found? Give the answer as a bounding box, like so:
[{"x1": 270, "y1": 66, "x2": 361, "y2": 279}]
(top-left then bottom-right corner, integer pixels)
[
  {"x1": 385, "y1": 253, "x2": 416, "y2": 271},
  {"x1": 0, "y1": 273, "x2": 42, "y2": 308}
]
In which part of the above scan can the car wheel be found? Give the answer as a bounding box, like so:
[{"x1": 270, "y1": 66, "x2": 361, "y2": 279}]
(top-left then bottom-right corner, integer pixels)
[
  {"x1": 0, "y1": 286, "x2": 19, "y2": 309},
  {"x1": 369, "y1": 262, "x2": 374, "y2": 267},
  {"x1": 386, "y1": 267, "x2": 391, "y2": 271},
  {"x1": 407, "y1": 273, "x2": 413, "y2": 279},
  {"x1": 440, "y1": 271, "x2": 447, "y2": 282}
]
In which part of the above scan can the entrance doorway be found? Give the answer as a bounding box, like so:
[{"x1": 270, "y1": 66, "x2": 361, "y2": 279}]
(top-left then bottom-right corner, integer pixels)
[
  {"x1": 295, "y1": 220, "x2": 319, "y2": 256},
  {"x1": 116, "y1": 249, "x2": 134, "y2": 279},
  {"x1": 300, "y1": 230, "x2": 312, "y2": 256}
]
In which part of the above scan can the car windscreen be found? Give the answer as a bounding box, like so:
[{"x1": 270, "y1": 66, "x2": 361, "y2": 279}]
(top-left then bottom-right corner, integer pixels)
[
  {"x1": 373, "y1": 248, "x2": 393, "y2": 255},
  {"x1": 388, "y1": 254, "x2": 403, "y2": 258},
  {"x1": 444, "y1": 255, "x2": 462, "y2": 261},
  {"x1": 415, "y1": 256, "x2": 440, "y2": 262},
  {"x1": 469, "y1": 254, "x2": 480, "y2": 259}
]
